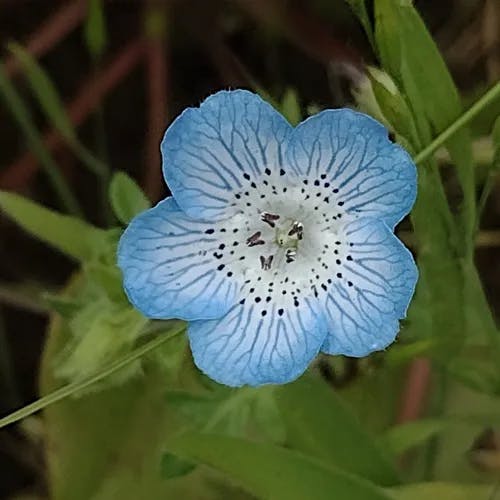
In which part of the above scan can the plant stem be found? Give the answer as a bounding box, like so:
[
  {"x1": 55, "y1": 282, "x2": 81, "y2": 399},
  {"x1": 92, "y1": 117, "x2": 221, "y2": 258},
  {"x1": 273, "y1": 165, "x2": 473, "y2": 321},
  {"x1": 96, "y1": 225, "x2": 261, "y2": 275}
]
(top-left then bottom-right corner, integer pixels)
[
  {"x1": 0, "y1": 322, "x2": 185, "y2": 429},
  {"x1": 414, "y1": 80, "x2": 500, "y2": 165}
]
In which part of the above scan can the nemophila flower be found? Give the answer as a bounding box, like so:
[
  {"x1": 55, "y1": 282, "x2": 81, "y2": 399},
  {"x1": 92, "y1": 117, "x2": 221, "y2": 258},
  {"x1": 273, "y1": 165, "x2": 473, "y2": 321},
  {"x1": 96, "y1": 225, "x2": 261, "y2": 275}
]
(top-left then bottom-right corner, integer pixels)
[{"x1": 118, "y1": 89, "x2": 418, "y2": 387}]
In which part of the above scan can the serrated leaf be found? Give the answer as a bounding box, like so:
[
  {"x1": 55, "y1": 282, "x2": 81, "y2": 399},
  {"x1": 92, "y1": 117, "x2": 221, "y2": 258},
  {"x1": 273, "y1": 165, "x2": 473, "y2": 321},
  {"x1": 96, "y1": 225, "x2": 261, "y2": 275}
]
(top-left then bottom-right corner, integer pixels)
[
  {"x1": 109, "y1": 172, "x2": 151, "y2": 224},
  {"x1": 276, "y1": 377, "x2": 399, "y2": 486},
  {"x1": 0, "y1": 191, "x2": 106, "y2": 261},
  {"x1": 168, "y1": 433, "x2": 392, "y2": 500}
]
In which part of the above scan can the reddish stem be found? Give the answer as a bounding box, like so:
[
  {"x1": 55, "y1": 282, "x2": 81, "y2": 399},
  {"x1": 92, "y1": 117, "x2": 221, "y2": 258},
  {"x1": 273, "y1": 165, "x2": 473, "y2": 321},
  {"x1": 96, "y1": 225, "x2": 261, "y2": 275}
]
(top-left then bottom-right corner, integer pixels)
[
  {"x1": 396, "y1": 357, "x2": 432, "y2": 424},
  {"x1": 143, "y1": 2, "x2": 169, "y2": 202},
  {"x1": 0, "y1": 39, "x2": 145, "y2": 190}
]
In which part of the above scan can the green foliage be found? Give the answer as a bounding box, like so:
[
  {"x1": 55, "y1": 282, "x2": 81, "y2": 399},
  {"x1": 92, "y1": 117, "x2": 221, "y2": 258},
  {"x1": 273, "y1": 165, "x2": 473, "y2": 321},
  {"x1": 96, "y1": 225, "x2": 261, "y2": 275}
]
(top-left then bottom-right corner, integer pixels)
[
  {"x1": 379, "y1": 419, "x2": 447, "y2": 456},
  {"x1": 168, "y1": 433, "x2": 392, "y2": 500},
  {"x1": 344, "y1": 0, "x2": 375, "y2": 48},
  {"x1": 84, "y1": 0, "x2": 108, "y2": 60},
  {"x1": 109, "y1": 172, "x2": 151, "y2": 224},
  {"x1": 160, "y1": 453, "x2": 196, "y2": 479},
  {"x1": 280, "y1": 88, "x2": 302, "y2": 126},
  {"x1": 388, "y1": 482, "x2": 494, "y2": 500},
  {"x1": 374, "y1": 0, "x2": 475, "y2": 248},
  {"x1": 8, "y1": 43, "x2": 108, "y2": 178},
  {"x1": 2, "y1": 2, "x2": 500, "y2": 498},
  {"x1": 0, "y1": 66, "x2": 81, "y2": 215},
  {"x1": 276, "y1": 377, "x2": 399, "y2": 486},
  {"x1": 0, "y1": 191, "x2": 105, "y2": 261}
]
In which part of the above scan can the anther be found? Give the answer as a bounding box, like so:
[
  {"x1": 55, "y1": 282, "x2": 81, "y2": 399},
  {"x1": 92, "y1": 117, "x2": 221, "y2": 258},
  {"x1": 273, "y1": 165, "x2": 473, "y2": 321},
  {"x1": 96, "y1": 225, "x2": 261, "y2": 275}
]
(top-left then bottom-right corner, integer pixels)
[
  {"x1": 260, "y1": 255, "x2": 274, "y2": 270},
  {"x1": 288, "y1": 221, "x2": 304, "y2": 240},
  {"x1": 260, "y1": 212, "x2": 280, "y2": 228},
  {"x1": 285, "y1": 248, "x2": 296, "y2": 263},
  {"x1": 246, "y1": 231, "x2": 265, "y2": 247}
]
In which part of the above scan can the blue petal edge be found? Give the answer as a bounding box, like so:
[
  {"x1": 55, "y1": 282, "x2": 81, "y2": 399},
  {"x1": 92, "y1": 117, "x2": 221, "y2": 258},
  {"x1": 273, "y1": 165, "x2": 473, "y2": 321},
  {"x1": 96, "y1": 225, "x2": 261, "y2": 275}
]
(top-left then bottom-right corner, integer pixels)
[
  {"x1": 188, "y1": 297, "x2": 328, "y2": 387},
  {"x1": 320, "y1": 217, "x2": 418, "y2": 357},
  {"x1": 161, "y1": 89, "x2": 292, "y2": 220},
  {"x1": 117, "y1": 197, "x2": 239, "y2": 321},
  {"x1": 287, "y1": 108, "x2": 417, "y2": 228}
]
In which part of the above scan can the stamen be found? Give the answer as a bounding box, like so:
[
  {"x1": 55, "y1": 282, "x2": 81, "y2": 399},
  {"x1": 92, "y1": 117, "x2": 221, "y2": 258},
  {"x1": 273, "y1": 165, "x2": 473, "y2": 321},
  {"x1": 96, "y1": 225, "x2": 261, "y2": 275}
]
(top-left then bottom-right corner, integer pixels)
[
  {"x1": 260, "y1": 255, "x2": 274, "y2": 270},
  {"x1": 246, "y1": 231, "x2": 265, "y2": 247},
  {"x1": 288, "y1": 221, "x2": 304, "y2": 240},
  {"x1": 260, "y1": 212, "x2": 280, "y2": 228},
  {"x1": 285, "y1": 248, "x2": 296, "y2": 263}
]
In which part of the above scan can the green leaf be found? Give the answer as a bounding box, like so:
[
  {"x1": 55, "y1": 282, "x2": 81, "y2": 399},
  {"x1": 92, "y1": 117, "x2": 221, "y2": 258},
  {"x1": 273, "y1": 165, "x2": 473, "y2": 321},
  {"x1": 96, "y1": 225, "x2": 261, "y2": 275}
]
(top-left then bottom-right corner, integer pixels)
[
  {"x1": 55, "y1": 303, "x2": 148, "y2": 389},
  {"x1": 379, "y1": 419, "x2": 447, "y2": 456},
  {"x1": 167, "y1": 385, "x2": 285, "y2": 442},
  {"x1": 8, "y1": 43, "x2": 107, "y2": 178},
  {"x1": 374, "y1": 0, "x2": 475, "y2": 248},
  {"x1": 387, "y1": 482, "x2": 494, "y2": 500},
  {"x1": 40, "y1": 312, "x2": 207, "y2": 500},
  {"x1": 366, "y1": 67, "x2": 419, "y2": 149},
  {"x1": 8, "y1": 42, "x2": 77, "y2": 143},
  {"x1": 160, "y1": 453, "x2": 196, "y2": 479},
  {"x1": 168, "y1": 433, "x2": 392, "y2": 500},
  {"x1": 493, "y1": 115, "x2": 500, "y2": 170},
  {"x1": 280, "y1": 88, "x2": 301, "y2": 126},
  {"x1": 276, "y1": 377, "x2": 399, "y2": 486},
  {"x1": 345, "y1": 0, "x2": 375, "y2": 48},
  {"x1": 0, "y1": 191, "x2": 106, "y2": 261},
  {"x1": 84, "y1": 0, "x2": 108, "y2": 60},
  {"x1": 109, "y1": 172, "x2": 151, "y2": 224},
  {"x1": 0, "y1": 65, "x2": 81, "y2": 215}
]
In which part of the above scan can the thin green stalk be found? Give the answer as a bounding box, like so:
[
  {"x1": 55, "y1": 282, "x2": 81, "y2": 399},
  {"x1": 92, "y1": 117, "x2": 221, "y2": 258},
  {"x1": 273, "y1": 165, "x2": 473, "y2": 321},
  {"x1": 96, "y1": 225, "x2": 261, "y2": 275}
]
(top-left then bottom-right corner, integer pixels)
[
  {"x1": 0, "y1": 322, "x2": 185, "y2": 429},
  {"x1": 0, "y1": 65, "x2": 82, "y2": 217},
  {"x1": 414, "y1": 80, "x2": 500, "y2": 165}
]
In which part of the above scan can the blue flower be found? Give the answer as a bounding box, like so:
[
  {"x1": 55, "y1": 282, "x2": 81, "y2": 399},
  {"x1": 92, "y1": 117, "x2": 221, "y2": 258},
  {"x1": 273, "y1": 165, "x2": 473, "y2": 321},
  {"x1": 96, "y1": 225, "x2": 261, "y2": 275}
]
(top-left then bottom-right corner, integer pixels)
[{"x1": 118, "y1": 90, "x2": 418, "y2": 387}]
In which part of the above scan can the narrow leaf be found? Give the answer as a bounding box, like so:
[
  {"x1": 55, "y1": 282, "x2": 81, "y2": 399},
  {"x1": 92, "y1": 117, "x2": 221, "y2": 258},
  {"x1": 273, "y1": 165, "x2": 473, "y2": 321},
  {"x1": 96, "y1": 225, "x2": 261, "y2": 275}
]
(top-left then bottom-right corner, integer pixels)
[
  {"x1": 84, "y1": 0, "x2": 108, "y2": 59},
  {"x1": 9, "y1": 42, "x2": 76, "y2": 143},
  {"x1": 0, "y1": 191, "x2": 105, "y2": 261},
  {"x1": 109, "y1": 172, "x2": 151, "y2": 224},
  {"x1": 168, "y1": 433, "x2": 392, "y2": 500},
  {"x1": 276, "y1": 377, "x2": 399, "y2": 486},
  {"x1": 0, "y1": 65, "x2": 81, "y2": 215}
]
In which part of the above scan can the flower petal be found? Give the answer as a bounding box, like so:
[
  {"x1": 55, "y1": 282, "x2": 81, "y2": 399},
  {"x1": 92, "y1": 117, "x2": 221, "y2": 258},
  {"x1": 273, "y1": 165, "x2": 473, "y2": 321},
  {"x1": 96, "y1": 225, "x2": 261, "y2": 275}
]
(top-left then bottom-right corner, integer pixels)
[
  {"x1": 161, "y1": 89, "x2": 292, "y2": 220},
  {"x1": 117, "y1": 198, "x2": 240, "y2": 320},
  {"x1": 188, "y1": 296, "x2": 327, "y2": 387},
  {"x1": 286, "y1": 109, "x2": 416, "y2": 228},
  {"x1": 320, "y1": 218, "x2": 418, "y2": 357}
]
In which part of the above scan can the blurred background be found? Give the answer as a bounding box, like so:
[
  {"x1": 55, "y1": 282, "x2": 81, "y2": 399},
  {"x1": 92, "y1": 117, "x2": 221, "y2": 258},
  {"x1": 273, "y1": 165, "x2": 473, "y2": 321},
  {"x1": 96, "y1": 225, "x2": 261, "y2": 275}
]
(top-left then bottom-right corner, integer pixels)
[{"x1": 0, "y1": 0, "x2": 499, "y2": 498}]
